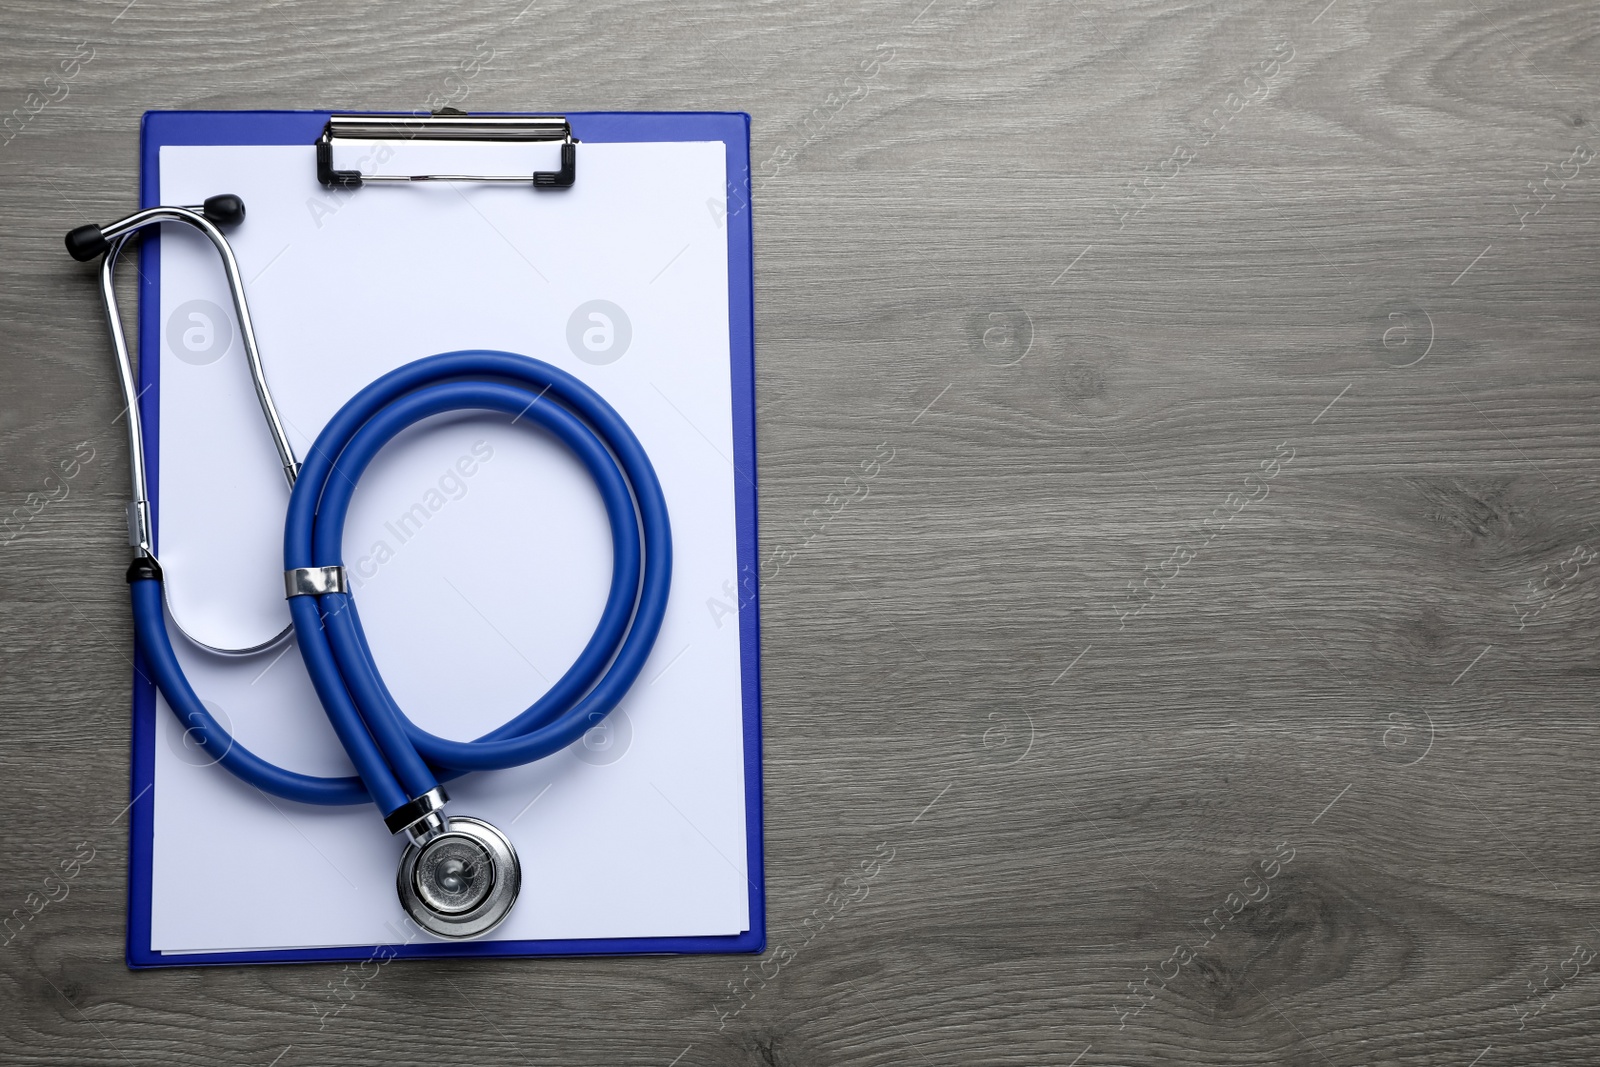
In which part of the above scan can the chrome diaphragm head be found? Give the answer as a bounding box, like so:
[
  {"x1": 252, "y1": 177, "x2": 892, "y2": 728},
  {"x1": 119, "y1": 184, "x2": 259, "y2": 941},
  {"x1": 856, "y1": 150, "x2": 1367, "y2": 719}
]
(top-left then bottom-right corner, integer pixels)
[{"x1": 396, "y1": 816, "x2": 520, "y2": 939}]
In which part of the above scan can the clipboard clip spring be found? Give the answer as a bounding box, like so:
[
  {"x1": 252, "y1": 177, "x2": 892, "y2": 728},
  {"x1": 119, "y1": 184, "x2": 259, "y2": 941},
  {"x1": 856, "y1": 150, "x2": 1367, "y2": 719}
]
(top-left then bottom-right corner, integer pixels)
[{"x1": 316, "y1": 112, "x2": 576, "y2": 190}]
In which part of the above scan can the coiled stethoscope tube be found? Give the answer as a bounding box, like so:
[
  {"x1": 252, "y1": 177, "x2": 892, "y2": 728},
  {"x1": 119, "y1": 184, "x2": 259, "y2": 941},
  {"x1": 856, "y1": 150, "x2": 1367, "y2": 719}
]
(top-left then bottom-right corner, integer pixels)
[{"x1": 68, "y1": 196, "x2": 672, "y2": 938}]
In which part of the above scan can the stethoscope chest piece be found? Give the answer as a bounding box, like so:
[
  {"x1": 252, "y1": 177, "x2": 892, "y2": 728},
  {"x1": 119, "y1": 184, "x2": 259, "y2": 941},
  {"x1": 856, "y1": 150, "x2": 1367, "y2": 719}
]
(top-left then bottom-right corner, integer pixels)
[{"x1": 397, "y1": 817, "x2": 521, "y2": 940}]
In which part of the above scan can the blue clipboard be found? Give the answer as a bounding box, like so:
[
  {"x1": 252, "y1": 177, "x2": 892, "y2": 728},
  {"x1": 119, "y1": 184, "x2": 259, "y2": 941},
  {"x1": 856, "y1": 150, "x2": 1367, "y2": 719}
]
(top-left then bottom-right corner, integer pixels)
[{"x1": 126, "y1": 110, "x2": 763, "y2": 967}]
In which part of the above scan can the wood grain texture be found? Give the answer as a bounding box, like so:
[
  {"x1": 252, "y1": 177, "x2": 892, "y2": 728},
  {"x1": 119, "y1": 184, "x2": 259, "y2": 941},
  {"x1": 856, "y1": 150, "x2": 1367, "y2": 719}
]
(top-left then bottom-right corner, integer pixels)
[{"x1": 3, "y1": 0, "x2": 1599, "y2": 1063}]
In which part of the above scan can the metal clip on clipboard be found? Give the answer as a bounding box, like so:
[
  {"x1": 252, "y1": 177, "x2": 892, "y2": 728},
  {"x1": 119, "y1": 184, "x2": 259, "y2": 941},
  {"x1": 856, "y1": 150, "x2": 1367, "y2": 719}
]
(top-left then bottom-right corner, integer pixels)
[{"x1": 315, "y1": 113, "x2": 577, "y2": 189}]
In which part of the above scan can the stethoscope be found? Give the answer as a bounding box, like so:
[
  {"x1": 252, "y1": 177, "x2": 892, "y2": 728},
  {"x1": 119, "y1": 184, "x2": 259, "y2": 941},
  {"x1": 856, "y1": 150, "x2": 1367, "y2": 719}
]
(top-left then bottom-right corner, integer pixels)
[{"x1": 65, "y1": 195, "x2": 672, "y2": 939}]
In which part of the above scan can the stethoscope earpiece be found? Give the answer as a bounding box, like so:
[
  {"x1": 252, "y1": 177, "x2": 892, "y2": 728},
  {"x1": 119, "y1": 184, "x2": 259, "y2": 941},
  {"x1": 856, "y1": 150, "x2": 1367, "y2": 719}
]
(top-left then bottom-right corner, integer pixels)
[
  {"x1": 200, "y1": 193, "x2": 246, "y2": 228},
  {"x1": 65, "y1": 221, "x2": 110, "y2": 262},
  {"x1": 63, "y1": 193, "x2": 246, "y2": 262}
]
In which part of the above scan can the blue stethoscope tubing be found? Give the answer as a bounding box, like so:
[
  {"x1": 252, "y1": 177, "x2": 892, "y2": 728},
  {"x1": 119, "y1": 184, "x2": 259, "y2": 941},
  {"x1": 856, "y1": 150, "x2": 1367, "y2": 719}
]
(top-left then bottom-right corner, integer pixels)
[{"x1": 132, "y1": 349, "x2": 672, "y2": 817}]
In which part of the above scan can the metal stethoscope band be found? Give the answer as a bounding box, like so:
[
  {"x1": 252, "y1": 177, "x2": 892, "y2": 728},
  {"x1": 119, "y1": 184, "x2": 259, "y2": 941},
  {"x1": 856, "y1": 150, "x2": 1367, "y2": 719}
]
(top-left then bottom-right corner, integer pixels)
[{"x1": 67, "y1": 196, "x2": 673, "y2": 939}]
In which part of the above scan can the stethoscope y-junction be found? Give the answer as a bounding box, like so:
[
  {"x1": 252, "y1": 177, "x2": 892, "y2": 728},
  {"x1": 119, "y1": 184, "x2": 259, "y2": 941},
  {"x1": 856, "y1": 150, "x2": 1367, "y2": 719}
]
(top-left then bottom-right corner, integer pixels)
[{"x1": 64, "y1": 120, "x2": 671, "y2": 938}]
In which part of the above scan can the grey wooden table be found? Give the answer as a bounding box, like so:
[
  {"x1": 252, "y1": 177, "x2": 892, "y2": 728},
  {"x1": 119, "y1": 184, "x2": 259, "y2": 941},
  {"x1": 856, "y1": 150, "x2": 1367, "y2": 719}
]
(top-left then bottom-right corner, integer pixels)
[{"x1": 3, "y1": 0, "x2": 1598, "y2": 1063}]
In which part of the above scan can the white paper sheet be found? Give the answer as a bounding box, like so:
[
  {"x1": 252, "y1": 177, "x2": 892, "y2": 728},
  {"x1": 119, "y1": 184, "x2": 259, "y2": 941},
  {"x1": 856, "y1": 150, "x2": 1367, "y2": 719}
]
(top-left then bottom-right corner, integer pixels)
[{"x1": 150, "y1": 139, "x2": 750, "y2": 952}]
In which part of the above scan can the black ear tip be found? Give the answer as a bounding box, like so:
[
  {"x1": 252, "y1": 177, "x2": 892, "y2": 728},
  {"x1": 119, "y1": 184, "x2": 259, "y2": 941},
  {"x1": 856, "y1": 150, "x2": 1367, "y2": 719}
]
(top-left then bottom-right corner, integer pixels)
[
  {"x1": 65, "y1": 223, "x2": 109, "y2": 262},
  {"x1": 202, "y1": 194, "x2": 246, "y2": 228}
]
